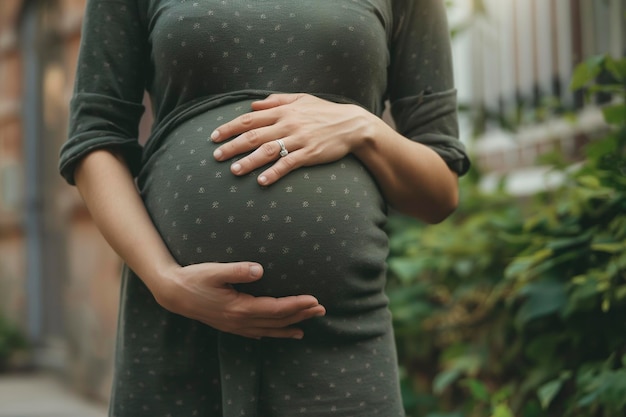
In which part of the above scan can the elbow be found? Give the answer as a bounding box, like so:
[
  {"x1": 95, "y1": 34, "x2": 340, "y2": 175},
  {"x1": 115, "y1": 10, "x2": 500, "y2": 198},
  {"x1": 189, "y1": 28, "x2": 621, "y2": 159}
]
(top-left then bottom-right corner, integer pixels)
[
  {"x1": 403, "y1": 185, "x2": 459, "y2": 224},
  {"x1": 423, "y1": 194, "x2": 458, "y2": 224},
  {"x1": 424, "y1": 170, "x2": 460, "y2": 224},
  {"x1": 388, "y1": 167, "x2": 461, "y2": 223}
]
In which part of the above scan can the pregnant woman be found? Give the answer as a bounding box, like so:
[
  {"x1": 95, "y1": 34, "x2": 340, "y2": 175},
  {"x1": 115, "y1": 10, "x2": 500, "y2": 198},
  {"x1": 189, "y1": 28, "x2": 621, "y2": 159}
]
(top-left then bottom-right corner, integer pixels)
[{"x1": 59, "y1": 1, "x2": 469, "y2": 416}]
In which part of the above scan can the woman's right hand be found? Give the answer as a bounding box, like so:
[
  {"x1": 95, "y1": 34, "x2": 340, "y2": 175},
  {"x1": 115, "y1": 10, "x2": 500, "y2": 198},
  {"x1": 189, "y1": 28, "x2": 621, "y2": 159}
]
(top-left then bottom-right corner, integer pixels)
[
  {"x1": 154, "y1": 261, "x2": 326, "y2": 339},
  {"x1": 74, "y1": 150, "x2": 324, "y2": 340}
]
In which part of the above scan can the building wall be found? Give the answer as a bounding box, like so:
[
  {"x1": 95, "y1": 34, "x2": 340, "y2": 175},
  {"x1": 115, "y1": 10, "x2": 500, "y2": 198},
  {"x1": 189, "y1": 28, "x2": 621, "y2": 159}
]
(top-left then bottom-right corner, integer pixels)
[
  {"x1": 0, "y1": 1, "x2": 26, "y2": 326},
  {"x1": 0, "y1": 0, "x2": 127, "y2": 402},
  {"x1": 450, "y1": 0, "x2": 625, "y2": 194}
]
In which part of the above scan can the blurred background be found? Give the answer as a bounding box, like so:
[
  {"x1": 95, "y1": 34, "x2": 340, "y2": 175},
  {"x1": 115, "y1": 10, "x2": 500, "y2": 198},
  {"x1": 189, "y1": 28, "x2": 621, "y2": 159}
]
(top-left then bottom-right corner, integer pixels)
[{"x1": 0, "y1": 0, "x2": 624, "y2": 416}]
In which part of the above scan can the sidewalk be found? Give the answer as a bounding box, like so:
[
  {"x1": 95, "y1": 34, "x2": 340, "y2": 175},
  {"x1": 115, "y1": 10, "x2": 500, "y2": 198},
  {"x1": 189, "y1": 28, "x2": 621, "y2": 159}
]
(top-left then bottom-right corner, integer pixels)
[{"x1": 0, "y1": 372, "x2": 107, "y2": 417}]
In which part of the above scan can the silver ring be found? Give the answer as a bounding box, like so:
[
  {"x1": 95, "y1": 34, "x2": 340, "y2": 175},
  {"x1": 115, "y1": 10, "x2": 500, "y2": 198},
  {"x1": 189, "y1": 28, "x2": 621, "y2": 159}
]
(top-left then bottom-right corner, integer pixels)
[{"x1": 276, "y1": 139, "x2": 288, "y2": 157}]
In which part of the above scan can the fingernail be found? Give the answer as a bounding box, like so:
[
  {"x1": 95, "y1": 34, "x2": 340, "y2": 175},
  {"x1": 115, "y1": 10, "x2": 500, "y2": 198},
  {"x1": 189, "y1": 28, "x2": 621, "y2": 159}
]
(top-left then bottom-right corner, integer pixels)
[
  {"x1": 231, "y1": 163, "x2": 241, "y2": 173},
  {"x1": 292, "y1": 332, "x2": 304, "y2": 340},
  {"x1": 258, "y1": 175, "x2": 268, "y2": 185},
  {"x1": 250, "y1": 265, "x2": 262, "y2": 278},
  {"x1": 213, "y1": 149, "x2": 222, "y2": 159},
  {"x1": 210, "y1": 130, "x2": 220, "y2": 141},
  {"x1": 314, "y1": 310, "x2": 326, "y2": 317}
]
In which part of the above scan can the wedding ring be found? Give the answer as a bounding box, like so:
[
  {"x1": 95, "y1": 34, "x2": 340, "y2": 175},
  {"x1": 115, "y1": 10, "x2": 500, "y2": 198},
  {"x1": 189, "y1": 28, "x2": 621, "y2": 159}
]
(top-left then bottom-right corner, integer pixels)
[{"x1": 276, "y1": 139, "x2": 288, "y2": 157}]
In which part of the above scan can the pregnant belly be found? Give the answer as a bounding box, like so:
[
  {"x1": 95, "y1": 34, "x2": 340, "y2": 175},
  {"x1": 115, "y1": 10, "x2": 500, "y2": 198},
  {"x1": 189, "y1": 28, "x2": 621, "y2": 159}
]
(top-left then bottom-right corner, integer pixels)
[{"x1": 138, "y1": 98, "x2": 389, "y2": 314}]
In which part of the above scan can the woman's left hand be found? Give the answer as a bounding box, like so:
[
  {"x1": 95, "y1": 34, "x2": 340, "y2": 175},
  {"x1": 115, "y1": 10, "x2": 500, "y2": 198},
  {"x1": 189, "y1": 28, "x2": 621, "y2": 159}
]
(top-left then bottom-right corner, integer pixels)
[{"x1": 211, "y1": 93, "x2": 374, "y2": 186}]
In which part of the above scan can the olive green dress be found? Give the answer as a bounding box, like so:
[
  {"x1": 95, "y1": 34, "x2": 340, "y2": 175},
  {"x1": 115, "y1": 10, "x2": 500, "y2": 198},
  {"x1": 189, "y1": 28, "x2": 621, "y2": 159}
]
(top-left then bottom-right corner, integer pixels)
[{"x1": 59, "y1": 1, "x2": 469, "y2": 416}]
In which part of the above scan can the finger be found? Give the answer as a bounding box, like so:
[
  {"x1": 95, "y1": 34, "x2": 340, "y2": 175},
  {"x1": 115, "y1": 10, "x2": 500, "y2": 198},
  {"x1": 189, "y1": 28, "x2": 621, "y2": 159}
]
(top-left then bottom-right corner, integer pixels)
[
  {"x1": 214, "y1": 125, "x2": 284, "y2": 162},
  {"x1": 214, "y1": 285, "x2": 326, "y2": 323},
  {"x1": 196, "y1": 317, "x2": 303, "y2": 339},
  {"x1": 223, "y1": 303, "x2": 326, "y2": 339},
  {"x1": 207, "y1": 262, "x2": 265, "y2": 286},
  {"x1": 257, "y1": 149, "x2": 301, "y2": 186},
  {"x1": 235, "y1": 292, "x2": 324, "y2": 319},
  {"x1": 257, "y1": 304, "x2": 327, "y2": 328},
  {"x1": 229, "y1": 138, "x2": 289, "y2": 176},
  {"x1": 211, "y1": 109, "x2": 278, "y2": 143},
  {"x1": 251, "y1": 93, "x2": 307, "y2": 110}
]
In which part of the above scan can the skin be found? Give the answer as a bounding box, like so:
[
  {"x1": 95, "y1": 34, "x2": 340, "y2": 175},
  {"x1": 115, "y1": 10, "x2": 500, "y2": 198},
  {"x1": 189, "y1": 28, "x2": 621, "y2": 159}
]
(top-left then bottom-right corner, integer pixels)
[
  {"x1": 74, "y1": 93, "x2": 458, "y2": 339},
  {"x1": 212, "y1": 93, "x2": 459, "y2": 223},
  {"x1": 75, "y1": 148, "x2": 325, "y2": 340}
]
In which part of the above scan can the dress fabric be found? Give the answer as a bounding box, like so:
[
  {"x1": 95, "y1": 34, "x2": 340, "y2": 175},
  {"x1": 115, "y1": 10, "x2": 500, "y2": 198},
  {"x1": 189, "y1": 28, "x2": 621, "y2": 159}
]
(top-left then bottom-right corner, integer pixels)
[{"x1": 59, "y1": 1, "x2": 470, "y2": 416}]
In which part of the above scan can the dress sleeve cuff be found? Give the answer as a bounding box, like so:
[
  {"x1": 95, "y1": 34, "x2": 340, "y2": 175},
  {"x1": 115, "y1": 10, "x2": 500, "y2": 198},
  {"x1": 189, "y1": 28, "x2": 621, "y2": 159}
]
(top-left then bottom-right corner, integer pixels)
[
  {"x1": 390, "y1": 89, "x2": 470, "y2": 176},
  {"x1": 59, "y1": 93, "x2": 145, "y2": 185}
]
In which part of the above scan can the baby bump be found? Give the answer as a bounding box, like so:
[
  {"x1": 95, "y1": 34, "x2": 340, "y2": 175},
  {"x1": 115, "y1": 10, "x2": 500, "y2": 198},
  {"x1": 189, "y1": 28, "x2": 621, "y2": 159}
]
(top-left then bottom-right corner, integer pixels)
[{"x1": 139, "y1": 99, "x2": 389, "y2": 313}]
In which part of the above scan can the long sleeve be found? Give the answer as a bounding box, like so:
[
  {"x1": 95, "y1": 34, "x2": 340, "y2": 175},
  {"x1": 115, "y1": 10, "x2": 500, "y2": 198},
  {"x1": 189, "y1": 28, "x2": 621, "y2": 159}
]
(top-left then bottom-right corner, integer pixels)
[
  {"x1": 59, "y1": 0, "x2": 149, "y2": 185},
  {"x1": 388, "y1": 0, "x2": 470, "y2": 176}
]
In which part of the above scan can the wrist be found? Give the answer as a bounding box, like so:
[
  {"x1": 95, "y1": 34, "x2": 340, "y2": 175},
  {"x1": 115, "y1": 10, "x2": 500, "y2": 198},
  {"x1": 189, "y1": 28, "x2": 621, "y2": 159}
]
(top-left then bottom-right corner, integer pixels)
[
  {"x1": 138, "y1": 259, "x2": 182, "y2": 307},
  {"x1": 350, "y1": 106, "x2": 386, "y2": 158}
]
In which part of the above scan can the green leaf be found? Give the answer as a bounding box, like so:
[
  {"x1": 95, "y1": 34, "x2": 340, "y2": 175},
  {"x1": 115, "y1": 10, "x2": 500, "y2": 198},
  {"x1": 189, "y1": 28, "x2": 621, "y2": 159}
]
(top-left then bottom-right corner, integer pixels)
[
  {"x1": 591, "y1": 242, "x2": 625, "y2": 253},
  {"x1": 505, "y1": 249, "x2": 553, "y2": 280},
  {"x1": 570, "y1": 55, "x2": 605, "y2": 91},
  {"x1": 514, "y1": 251, "x2": 584, "y2": 283},
  {"x1": 605, "y1": 56, "x2": 626, "y2": 82},
  {"x1": 602, "y1": 104, "x2": 626, "y2": 125},
  {"x1": 616, "y1": 285, "x2": 626, "y2": 301},
  {"x1": 584, "y1": 135, "x2": 619, "y2": 161},
  {"x1": 516, "y1": 281, "x2": 568, "y2": 326},
  {"x1": 463, "y1": 378, "x2": 490, "y2": 402},
  {"x1": 492, "y1": 385, "x2": 514, "y2": 404},
  {"x1": 538, "y1": 379, "x2": 564, "y2": 409},
  {"x1": 491, "y1": 403, "x2": 514, "y2": 417},
  {"x1": 433, "y1": 368, "x2": 462, "y2": 394},
  {"x1": 453, "y1": 259, "x2": 475, "y2": 278},
  {"x1": 388, "y1": 258, "x2": 426, "y2": 283},
  {"x1": 601, "y1": 297, "x2": 611, "y2": 312},
  {"x1": 577, "y1": 175, "x2": 602, "y2": 189},
  {"x1": 546, "y1": 232, "x2": 592, "y2": 251},
  {"x1": 504, "y1": 256, "x2": 533, "y2": 280},
  {"x1": 577, "y1": 368, "x2": 626, "y2": 409},
  {"x1": 564, "y1": 278, "x2": 601, "y2": 316},
  {"x1": 586, "y1": 84, "x2": 625, "y2": 95}
]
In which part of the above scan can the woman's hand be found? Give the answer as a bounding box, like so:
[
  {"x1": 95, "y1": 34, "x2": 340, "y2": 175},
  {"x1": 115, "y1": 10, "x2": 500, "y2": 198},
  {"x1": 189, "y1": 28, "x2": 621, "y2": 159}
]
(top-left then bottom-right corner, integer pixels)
[
  {"x1": 154, "y1": 261, "x2": 326, "y2": 340},
  {"x1": 211, "y1": 93, "x2": 373, "y2": 186},
  {"x1": 210, "y1": 92, "x2": 458, "y2": 224},
  {"x1": 75, "y1": 149, "x2": 326, "y2": 340}
]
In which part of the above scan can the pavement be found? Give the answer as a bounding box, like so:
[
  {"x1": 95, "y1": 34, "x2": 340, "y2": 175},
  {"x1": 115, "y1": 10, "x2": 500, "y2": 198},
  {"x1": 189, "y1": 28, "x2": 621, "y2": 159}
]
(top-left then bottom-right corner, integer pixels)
[{"x1": 0, "y1": 373, "x2": 107, "y2": 417}]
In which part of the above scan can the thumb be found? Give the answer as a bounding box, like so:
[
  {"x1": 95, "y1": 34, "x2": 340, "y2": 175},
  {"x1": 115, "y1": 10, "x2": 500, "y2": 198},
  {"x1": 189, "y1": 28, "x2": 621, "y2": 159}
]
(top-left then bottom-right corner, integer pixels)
[
  {"x1": 211, "y1": 262, "x2": 264, "y2": 286},
  {"x1": 251, "y1": 93, "x2": 305, "y2": 110}
]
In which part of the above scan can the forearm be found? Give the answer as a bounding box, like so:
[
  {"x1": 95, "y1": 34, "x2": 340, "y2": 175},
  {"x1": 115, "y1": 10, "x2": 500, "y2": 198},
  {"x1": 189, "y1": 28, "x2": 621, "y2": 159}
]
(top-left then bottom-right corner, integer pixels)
[
  {"x1": 72, "y1": 148, "x2": 326, "y2": 338},
  {"x1": 353, "y1": 111, "x2": 459, "y2": 223},
  {"x1": 74, "y1": 149, "x2": 176, "y2": 294}
]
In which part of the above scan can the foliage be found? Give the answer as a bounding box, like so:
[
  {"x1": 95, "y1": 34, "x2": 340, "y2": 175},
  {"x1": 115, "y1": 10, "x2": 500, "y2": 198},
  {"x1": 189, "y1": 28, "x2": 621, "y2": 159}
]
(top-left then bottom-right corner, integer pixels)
[
  {"x1": 0, "y1": 314, "x2": 28, "y2": 371},
  {"x1": 387, "y1": 54, "x2": 626, "y2": 417}
]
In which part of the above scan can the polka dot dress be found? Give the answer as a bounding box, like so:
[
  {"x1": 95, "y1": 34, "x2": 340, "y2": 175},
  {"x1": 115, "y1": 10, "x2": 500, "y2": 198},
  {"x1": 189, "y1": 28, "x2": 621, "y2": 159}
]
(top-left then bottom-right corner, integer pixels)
[
  {"x1": 59, "y1": 1, "x2": 470, "y2": 416},
  {"x1": 140, "y1": 95, "x2": 389, "y2": 307}
]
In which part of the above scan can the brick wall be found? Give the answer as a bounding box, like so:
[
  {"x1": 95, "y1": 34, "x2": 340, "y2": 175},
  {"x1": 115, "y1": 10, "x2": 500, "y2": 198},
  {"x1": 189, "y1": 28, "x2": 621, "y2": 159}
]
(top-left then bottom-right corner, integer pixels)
[
  {"x1": 0, "y1": 0, "x2": 27, "y2": 326},
  {"x1": 0, "y1": 0, "x2": 125, "y2": 403}
]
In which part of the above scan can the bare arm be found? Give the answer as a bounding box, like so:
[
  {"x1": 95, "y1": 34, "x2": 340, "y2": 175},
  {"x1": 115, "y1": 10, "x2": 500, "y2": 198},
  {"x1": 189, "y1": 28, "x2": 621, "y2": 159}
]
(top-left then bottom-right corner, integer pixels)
[
  {"x1": 74, "y1": 149, "x2": 325, "y2": 339},
  {"x1": 351, "y1": 106, "x2": 459, "y2": 223}
]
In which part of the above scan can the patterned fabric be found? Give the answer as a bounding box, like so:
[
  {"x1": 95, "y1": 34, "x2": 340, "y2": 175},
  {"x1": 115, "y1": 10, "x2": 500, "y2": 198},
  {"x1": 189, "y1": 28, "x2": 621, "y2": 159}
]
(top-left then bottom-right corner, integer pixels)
[{"x1": 59, "y1": 1, "x2": 469, "y2": 416}]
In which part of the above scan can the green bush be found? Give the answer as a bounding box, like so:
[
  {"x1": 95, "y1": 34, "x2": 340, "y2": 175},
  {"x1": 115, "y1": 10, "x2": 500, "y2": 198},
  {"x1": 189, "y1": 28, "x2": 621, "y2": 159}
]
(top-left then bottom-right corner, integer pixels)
[
  {"x1": 387, "y1": 55, "x2": 626, "y2": 417},
  {"x1": 0, "y1": 314, "x2": 28, "y2": 372}
]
